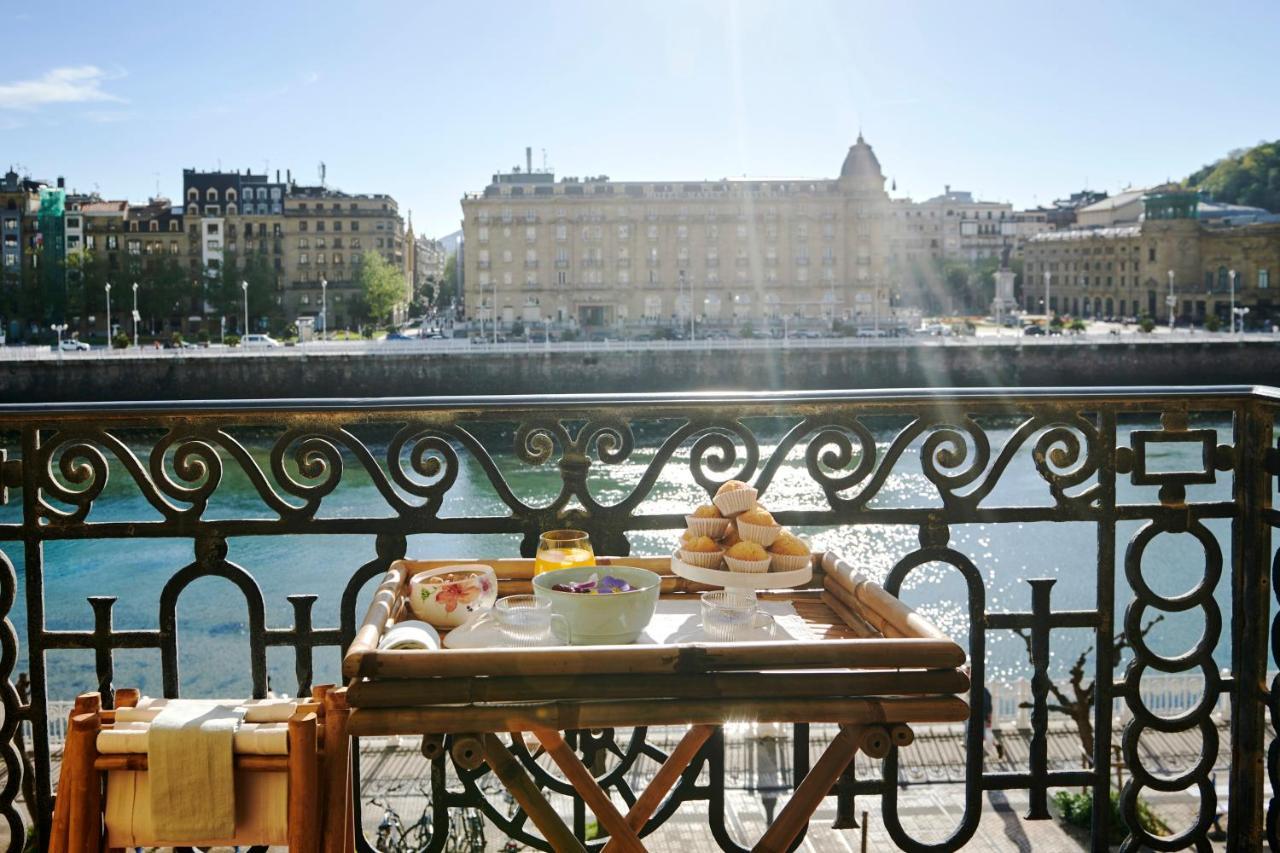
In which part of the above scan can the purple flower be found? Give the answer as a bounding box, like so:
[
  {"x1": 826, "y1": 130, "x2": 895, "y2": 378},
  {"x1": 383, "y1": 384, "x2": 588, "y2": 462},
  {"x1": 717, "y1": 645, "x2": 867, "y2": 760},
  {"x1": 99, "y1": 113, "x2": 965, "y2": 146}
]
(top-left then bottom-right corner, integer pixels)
[{"x1": 551, "y1": 573, "x2": 634, "y2": 594}]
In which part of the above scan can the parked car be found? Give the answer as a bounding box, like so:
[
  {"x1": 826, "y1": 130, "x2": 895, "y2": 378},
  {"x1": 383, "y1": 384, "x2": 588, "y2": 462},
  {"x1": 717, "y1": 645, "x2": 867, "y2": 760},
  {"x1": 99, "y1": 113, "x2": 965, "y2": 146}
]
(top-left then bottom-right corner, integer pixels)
[
  {"x1": 385, "y1": 331, "x2": 412, "y2": 341},
  {"x1": 57, "y1": 339, "x2": 91, "y2": 351},
  {"x1": 240, "y1": 334, "x2": 280, "y2": 348},
  {"x1": 1022, "y1": 324, "x2": 1045, "y2": 336}
]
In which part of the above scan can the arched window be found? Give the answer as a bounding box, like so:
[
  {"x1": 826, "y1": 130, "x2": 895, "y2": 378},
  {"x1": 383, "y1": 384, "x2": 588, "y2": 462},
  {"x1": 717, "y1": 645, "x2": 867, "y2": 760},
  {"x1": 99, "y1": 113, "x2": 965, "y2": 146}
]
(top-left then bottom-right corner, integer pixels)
[
  {"x1": 187, "y1": 204, "x2": 198, "y2": 216},
  {"x1": 206, "y1": 188, "x2": 218, "y2": 202},
  {"x1": 187, "y1": 188, "x2": 198, "y2": 201},
  {"x1": 1105, "y1": 298, "x2": 1114, "y2": 316},
  {"x1": 1218, "y1": 266, "x2": 1229, "y2": 293},
  {"x1": 226, "y1": 203, "x2": 237, "y2": 216},
  {"x1": 226, "y1": 188, "x2": 237, "y2": 202}
]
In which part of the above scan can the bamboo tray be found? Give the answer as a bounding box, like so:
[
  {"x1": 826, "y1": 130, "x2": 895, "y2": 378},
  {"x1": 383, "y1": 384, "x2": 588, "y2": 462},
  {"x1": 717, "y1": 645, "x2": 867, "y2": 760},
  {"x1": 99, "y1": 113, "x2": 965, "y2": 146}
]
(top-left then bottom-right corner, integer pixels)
[{"x1": 343, "y1": 552, "x2": 970, "y2": 734}]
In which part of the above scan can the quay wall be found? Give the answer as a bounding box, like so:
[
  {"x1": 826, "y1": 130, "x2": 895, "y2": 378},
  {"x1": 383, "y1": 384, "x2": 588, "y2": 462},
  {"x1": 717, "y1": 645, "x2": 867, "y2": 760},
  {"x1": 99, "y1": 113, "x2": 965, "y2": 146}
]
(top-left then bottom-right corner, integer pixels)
[{"x1": 3, "y1": 341, "x2": 1279, "y2": 403}]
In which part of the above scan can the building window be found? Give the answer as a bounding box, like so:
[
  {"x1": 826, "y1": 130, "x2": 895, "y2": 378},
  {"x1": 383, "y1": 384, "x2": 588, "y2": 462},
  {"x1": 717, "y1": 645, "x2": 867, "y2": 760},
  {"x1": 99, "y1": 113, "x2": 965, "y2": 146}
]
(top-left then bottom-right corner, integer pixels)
[
  {"x1": 351, "y1": 221, "x2": 360, "y2": 231},
  {"x1": 617, "y1": 224, "x2": 630, "y2": 240},
  {"x1": 647, "y1": 225, "x2": 658, "y2": 240},
  {"x1": 316, "y1": 221, "x2": 325, "y2": 232},
  {"x1": 299, "y1": 221, "x2": 308, "y2": 233},
  {"x1": 299, "y1": 238, "x2": 309, "y2": 249},
  {"x1": 333, "y1": 221, "x2": 342, "y2": 232},
  {"x1": 206, "y1": 188, "x2": 218, "y2": 201},
  {"x1": 333, "y1": 253, "x2": 342, "y2": 265},
  {"x1": 299, "y1": 253, "x2": 309, "y2": 265},
  {"x1": 1260, "y1": 269, "x2": 1270, "y2": 289}
]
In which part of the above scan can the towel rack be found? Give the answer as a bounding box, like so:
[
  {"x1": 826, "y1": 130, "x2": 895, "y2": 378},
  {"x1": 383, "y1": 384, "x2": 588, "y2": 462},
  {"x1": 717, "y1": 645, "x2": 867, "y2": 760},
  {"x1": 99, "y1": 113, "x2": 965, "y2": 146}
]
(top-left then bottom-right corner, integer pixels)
[{"x1": 49, "y1": 684, "x2": 353, "y2": 853}]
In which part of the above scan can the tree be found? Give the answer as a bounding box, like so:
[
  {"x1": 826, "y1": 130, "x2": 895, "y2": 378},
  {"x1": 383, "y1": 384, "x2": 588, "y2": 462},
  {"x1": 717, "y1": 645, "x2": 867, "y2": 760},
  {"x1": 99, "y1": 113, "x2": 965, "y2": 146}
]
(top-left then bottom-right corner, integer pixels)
[
  {"x1": 436, "y1": 254, "x2": 458, "y2": 308},
  {"x1": 359, "y1": 251, "x2": 405, "y2": 325},
  {"x1": 1185, "y1": 139, "x2": 1280, "y2": 213},
  {"x1": 1014, "y1": 614, "x2": 1163, "y2": 763}
]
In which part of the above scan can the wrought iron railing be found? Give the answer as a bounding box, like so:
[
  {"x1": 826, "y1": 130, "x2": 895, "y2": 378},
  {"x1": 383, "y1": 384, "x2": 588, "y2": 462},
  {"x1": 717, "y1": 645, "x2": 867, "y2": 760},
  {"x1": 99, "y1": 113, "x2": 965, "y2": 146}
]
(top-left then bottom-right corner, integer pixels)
[{"x1": 0, "y1": 386, "x2": 1276, "y2": 851}]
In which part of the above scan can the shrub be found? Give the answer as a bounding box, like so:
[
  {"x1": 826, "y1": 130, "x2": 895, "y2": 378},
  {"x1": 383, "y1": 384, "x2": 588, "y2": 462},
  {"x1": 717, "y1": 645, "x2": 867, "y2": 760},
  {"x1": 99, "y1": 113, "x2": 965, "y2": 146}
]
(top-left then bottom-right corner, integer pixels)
[
  {"x1": 1138, "y1": 315, "x2": 1156, "y2": 333},
  {"x1": 1069, "y1": 319, "x2": 1087, "y2": 333},
  {"x1": 560, "y1": 329, "x2": 580, "y2": 342},
  {"x1": 1053, "y1": 789, "x2": 1170, "y2": 844},
  {"x1": 111, "y1": 332, "x2": 130, "y2": 349},
  {"x1": 1205, "y1": 314, "x2": 1222, "y2": 332},
  {"x1": 361, "y1": 326, "x2": 375, "y2": 340},
  {"x1": 510, "y1": 320, "x2": 526, "y2": 338},
  {"x1": 169, "y1": 331, "x2": 184, "y2": 347},
  {"x1": 197, "y1": 330, "x2": 210, "y2": 344},
  {"x1": 225, "y1": 334, "x2": 241, "y2": 347}
]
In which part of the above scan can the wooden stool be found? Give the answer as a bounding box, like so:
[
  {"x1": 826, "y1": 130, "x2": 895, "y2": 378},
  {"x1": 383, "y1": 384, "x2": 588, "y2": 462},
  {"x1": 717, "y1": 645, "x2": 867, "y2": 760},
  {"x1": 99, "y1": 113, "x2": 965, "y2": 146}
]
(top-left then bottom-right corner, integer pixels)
[{"x1": 49, "y1": 685, "x2": 353, "y2": 853}]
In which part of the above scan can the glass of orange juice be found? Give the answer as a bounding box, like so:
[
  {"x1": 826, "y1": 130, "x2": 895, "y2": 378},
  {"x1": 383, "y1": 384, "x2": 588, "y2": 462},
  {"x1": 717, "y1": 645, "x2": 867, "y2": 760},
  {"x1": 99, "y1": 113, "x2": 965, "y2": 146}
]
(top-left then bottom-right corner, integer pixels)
[{"x1": 534, "y1": 529, "x2": 596, "y2": 575}]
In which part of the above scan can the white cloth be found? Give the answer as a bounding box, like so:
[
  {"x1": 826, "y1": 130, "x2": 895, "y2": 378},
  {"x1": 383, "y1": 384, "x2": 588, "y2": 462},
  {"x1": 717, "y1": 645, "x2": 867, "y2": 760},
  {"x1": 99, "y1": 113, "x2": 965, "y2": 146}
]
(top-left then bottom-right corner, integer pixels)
[
  {"x1": 97, "y1": 721, "x2": 289, "y2": 756},
  {"x1": 147, "y1": 701, "x2": 245, "y2": 841}
]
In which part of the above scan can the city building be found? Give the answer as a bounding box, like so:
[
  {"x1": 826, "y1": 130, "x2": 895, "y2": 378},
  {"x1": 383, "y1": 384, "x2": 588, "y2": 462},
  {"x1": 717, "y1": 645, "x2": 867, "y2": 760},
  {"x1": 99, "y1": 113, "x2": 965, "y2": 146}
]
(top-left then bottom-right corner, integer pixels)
[
  {"x1": 460, "y1": 138, "x2": 899, "y2": 334},
  {"x1": 282, "y1": 183, "x2": 408, "y2": 328},
  {"x1": 1021, "y1": 190, "x2": 1279, "y2": 325},
  {"x1": 1, "y1": 169, "x2": 48, "y2": 299},
  {"x1": 900, "y1": 186, "x2": 1017, "y2": 262},
  {"x1": 413, "y1": 233, "x2": 448, "y2": 304}
]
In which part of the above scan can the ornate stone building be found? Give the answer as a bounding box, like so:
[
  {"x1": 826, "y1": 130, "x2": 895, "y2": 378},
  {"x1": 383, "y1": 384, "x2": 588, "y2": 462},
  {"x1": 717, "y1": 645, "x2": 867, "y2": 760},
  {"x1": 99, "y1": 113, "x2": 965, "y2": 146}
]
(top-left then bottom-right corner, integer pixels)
[
  {"x1": 460, "y1": 138, "x2": 899, "y2": 333},
  {"x1": 1021, "y1": 191, "x2": 1278, "y2": 324}
]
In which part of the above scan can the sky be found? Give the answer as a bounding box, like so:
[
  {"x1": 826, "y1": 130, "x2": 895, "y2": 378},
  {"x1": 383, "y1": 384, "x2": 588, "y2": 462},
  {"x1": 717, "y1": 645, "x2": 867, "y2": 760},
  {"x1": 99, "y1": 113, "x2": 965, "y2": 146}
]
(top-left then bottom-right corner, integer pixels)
[{"x1": 3, "y1": 1, "x2": 1279, "y2": 238}]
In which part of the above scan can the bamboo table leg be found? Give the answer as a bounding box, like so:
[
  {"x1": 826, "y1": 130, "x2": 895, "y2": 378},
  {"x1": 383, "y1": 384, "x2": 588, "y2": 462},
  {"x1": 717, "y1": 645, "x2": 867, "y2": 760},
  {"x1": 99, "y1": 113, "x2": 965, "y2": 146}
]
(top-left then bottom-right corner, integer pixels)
[
  {"x1": 753, "y1": 725, "x2": 864, "y2": 853},
  {"x1": 532, "y1": 728, "x2": 646, "y2": 853},
  {"x1": 481, "y1": 733, "x2": 586, "y2": 853},
  {"x1": 602, "y1": 724, "x2": 716, "y2": 853}
]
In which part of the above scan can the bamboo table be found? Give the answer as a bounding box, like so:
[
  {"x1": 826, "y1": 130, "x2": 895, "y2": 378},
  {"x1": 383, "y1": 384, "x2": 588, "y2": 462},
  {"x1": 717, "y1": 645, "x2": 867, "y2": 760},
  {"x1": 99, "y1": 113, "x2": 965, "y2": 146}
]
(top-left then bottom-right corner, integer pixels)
[{"x1": 343, "y1": 552, "x2": 969, "y2": 853}]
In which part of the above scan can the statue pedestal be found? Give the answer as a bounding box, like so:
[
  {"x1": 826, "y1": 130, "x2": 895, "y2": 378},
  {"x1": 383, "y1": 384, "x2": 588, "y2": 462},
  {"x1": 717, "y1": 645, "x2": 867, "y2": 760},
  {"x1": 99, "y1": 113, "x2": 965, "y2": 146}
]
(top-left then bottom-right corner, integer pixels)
[{"x1": 991, "y1": 269, "x2": 1017, "y2": 320}]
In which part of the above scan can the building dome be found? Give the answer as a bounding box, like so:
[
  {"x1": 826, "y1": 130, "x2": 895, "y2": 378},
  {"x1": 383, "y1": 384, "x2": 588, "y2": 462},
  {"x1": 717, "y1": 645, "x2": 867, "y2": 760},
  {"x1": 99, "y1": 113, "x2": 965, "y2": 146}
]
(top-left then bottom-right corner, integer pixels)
[{"x1": 839, "y1": 134, "x2": 884, "y2": 183}]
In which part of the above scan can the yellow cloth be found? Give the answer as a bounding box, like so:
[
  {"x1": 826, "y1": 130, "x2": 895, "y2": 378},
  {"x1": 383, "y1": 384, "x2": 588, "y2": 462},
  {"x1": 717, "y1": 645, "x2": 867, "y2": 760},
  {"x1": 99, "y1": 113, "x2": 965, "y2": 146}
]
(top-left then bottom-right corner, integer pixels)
[
  {"x1": 105, "y1": 770, "x2": 288, "y2": 847},
  {"x1": 147, "y1": 701, "x2": 245, "y2": 841}
]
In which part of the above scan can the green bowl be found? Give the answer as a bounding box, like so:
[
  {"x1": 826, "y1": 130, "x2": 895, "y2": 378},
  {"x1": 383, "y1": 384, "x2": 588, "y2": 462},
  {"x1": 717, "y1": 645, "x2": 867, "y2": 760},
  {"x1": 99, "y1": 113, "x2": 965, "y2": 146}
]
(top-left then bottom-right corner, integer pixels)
[{"x1": 532, "y1": 566, "x2": 662, "y2": 645}]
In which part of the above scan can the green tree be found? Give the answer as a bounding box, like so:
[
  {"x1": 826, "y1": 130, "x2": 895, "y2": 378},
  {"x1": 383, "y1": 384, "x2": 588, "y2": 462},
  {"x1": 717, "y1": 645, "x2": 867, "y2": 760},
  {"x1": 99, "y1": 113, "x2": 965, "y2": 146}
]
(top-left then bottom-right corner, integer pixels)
[
  {"x1": 358, "y1": 252, "x2": 405, "y2": 325},
  {"x1": 1185, "y1": 140, "x2": 1280, "y2": 212},
  {"x1": 436, "y1": 254, "x2": 458, "y2": 308}
]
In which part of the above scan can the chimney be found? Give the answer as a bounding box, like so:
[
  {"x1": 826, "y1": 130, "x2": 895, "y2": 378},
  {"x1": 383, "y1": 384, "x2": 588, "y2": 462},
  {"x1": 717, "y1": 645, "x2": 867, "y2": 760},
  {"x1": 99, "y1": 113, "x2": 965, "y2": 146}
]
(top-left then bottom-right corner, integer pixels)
[
  {"x1": 945, "y1": 184, "x2": 950, "y2": 195},
  {"x1": 57, "y1": 176, "x2": 65, "y2": 189},
  {"x1": 287, "y1": 169, "x2": 291, "y2": 183},
  {"x1": 276, "y1": 169, "x2": 280, "y2": 182},
  {"x1": 526, "y1": 147, "x2": 533, "y2": 175}
]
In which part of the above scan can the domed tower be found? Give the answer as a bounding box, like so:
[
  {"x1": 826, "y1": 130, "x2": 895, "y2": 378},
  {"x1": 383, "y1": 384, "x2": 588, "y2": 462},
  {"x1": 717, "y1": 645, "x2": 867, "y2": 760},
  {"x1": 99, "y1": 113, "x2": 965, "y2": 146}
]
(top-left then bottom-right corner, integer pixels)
[{"x1": 838, "y1": 134, "x2": 886, "y2": 192}]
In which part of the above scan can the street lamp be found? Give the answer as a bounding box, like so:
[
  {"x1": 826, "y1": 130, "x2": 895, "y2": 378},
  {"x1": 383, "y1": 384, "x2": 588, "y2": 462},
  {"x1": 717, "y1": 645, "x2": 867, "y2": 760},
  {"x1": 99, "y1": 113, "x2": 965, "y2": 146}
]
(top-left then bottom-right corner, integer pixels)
[
  {"x1": 52, "y1": 323, "x2": 67, "y2": 359},
  {"x1": 320, "y1": 277, "x2": 328, "y2": 340},
  {"x1": 1167, "y1": 270, "x2": 1176, "y2": 332},
  {"x1": 104, "y1": 282, "x2": 112, "y2": 341},
  {"x1": 1043, "y1": 270, "x2": 1051, "y2": 319},
  {"x1": 1229, "y1": 268, "x2": 1237, "y2": 334},
  {"x1": 241, "y1": 280, "x2": 249, "y2": 336},
  {"x1": 131, "y1": 282, "x2": 139, "y2": 347}
]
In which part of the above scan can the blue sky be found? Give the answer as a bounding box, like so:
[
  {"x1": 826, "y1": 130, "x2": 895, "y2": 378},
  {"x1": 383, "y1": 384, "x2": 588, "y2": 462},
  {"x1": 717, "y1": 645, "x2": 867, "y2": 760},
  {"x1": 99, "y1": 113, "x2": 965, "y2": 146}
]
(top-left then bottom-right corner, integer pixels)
[{"x1": 3, "y1": 1, "x2": 1278, "y2": 237}]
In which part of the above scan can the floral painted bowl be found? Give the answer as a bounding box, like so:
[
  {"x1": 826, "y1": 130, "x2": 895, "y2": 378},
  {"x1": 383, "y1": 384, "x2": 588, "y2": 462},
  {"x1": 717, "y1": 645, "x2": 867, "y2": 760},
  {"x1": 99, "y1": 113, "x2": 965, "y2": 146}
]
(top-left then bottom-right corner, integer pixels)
[{"x1": 408, "y1": 565, "x2": 498, "y2": 629}]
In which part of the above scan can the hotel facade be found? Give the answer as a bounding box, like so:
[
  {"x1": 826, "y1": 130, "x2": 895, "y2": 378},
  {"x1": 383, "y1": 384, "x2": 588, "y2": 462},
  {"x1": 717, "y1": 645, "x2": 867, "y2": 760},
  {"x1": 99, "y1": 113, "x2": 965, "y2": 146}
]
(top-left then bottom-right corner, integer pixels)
[{"x1": 460, "y1": 139, "x2": 902, "y2": 332}]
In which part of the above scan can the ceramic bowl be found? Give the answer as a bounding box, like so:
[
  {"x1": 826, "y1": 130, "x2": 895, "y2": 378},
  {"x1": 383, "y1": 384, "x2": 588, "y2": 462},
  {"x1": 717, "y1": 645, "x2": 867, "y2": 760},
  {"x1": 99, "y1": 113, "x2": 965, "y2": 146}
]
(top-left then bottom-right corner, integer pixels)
[
  {"x1": 408, "y1": 564, "x2": 498, "y2": 629},
  {"x1": 532, "y1": 565, "x2": 661, "y2": 645}
]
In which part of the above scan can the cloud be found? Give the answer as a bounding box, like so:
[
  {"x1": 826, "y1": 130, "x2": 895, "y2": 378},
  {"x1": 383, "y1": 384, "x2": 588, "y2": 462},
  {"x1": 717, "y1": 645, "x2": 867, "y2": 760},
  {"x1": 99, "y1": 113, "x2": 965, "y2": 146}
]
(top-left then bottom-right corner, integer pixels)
[
  {"x1": 83, "y1": 109, "x2": 132, "y2": 123},
  {"x1": 0, "y1": 66, "x2": 125, "y2": 110}
]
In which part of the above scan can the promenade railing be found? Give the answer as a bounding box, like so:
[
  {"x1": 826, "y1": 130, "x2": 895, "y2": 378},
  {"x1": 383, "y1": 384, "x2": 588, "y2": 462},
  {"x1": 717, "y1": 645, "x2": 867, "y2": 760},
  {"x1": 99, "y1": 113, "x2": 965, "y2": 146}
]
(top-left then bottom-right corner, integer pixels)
[{"x1": 0, "y1": 386, "x2": 1275, "y2": 851}]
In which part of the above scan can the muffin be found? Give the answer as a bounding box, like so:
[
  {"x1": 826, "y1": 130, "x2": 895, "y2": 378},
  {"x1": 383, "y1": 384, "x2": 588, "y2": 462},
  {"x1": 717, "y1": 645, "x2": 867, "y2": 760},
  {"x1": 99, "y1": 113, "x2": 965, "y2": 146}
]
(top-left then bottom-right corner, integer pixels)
[
  {"x1": 737, "y1": 507, "x2": 782, "y2": 547},
  {"x1": 713, "y1": 479, "x2": 759, "y2": 517},
  {"x1": 768, "y1": 531, "x2": 811, "y2": 572},
  {"x1": 724, "y1": 540, "x2": 771, "y2": 574},
  {"x1": 686, "y1": 503, "x2": 730, "y2": 538},
  {"x1": 679, "y1": 534, "x2": 725, "y2": 569},
  {"x1": 720, "y1": 522, "x2": 742, "y2": 549}
]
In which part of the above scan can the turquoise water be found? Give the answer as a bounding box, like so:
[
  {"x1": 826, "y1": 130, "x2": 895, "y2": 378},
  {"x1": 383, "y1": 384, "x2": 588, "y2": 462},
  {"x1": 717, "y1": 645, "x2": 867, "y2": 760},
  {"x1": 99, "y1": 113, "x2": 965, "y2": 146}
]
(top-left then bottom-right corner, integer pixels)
[{"x1": 0, "y1": 416, "x2": 1247, "y2": 701}]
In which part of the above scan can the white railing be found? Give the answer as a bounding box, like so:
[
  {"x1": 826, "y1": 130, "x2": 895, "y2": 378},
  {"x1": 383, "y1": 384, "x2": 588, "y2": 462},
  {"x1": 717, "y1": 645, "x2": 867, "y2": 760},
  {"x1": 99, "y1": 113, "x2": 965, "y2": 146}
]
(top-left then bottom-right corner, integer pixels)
[
  {"x1": 2, "y1": 328, "x2": 1276, "y2": 362},
  {"x1": 987, "y1": 670, "x2": 1257, "y2": 727}
]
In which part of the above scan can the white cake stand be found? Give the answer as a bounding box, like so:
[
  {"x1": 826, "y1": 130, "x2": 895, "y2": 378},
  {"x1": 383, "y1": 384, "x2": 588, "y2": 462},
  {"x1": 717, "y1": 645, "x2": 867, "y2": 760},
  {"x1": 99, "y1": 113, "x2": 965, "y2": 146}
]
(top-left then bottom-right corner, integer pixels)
[{"x1": 670, "y1": 551, "x2": 813, "y2": 590}]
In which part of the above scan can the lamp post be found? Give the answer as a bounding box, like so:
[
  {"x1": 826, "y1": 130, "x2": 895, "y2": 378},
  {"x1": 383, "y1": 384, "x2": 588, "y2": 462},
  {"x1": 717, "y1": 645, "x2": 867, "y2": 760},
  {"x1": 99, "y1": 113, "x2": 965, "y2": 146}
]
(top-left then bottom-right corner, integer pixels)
[
  {"x1": 52, "y1": 323, "x2": 67, "y2": 360},
  {"x1": 1229, "y1": 268, "x2": 1237, "y2": 334},
  {"x1": 491, "y1": 279, "x2": 498, "y2": 345},
  {"x1": 320, "y1": 277, "x2": 327, "y2": 340},
  {"x1": 241, "y1": 280, "x2": 249, "y2": 336},
  {"x1": 131, "y1": 282, "x2": 139, "y2": 347},
  {"x1": 1043, "y1": 270, "x2": 1051, "y2": 319},
  {"x1": 104, "y1": 282, "x2": 112, "y2": 341},
  {"x1": 1167, "y1": 270, "x2": 1176, "y2": 332}
]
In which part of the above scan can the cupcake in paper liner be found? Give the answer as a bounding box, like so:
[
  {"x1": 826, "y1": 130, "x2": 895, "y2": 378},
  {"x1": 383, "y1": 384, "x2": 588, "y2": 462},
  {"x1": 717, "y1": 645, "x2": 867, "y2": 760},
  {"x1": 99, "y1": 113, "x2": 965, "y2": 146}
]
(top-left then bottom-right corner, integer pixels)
[
  {"x1": 679, "y1": 535, "x2": 725, "y2": 569},
  {"x1": 686, "y1": 504, "x2": 730, "y2": 539},
  {"x1": 713, "y1": 480, "x2": 758, "y2": 516},
  {"x1": 724, "y1": 541, "x2": 771, "y2": 574},
  {"x1": 736, "y1": 507, "x2": 781, "y2": 547},
  {"x1": 769, "y1": 531, "x2": 811, "y2": 572}
]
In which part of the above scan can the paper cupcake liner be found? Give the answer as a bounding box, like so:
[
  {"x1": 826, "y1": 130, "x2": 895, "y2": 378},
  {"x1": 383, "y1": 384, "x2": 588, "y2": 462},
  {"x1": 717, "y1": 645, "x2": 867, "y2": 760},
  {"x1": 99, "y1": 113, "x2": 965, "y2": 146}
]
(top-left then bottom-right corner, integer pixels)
[
  {"x1": 679, "y1": 548, "x2": 725, "y2": 570},
  {"x1": 769, "y1": 552, "x2": 811, "y2": 573},
  {"x1": 737, "y1": 519, "x2": 781, "y2": 547},
  {"x1": 686, "y1": 515, "x2": 730, "y2": 539},
  {"x1": 724, "y1": 555, "x2": 771, "y2": 574},
  {"x1": 713, "y1": 488, "x2": 758, "y2": 517}
]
